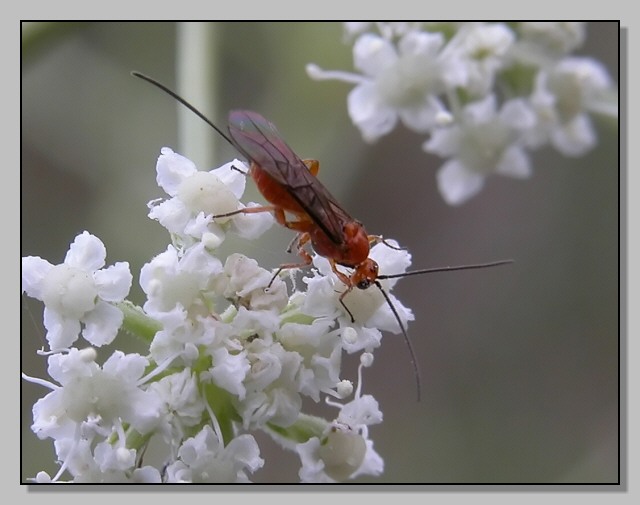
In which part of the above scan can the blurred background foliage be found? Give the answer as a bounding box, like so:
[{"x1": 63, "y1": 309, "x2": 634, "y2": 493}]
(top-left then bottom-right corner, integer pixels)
[{"x1": 21, "y1": 22, "x2": 619, "y2": 483}]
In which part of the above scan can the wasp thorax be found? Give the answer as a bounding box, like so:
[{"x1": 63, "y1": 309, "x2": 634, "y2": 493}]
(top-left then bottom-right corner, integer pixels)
[{"x1": 341, "y1": 221, "x2": 370, "y2": 265}]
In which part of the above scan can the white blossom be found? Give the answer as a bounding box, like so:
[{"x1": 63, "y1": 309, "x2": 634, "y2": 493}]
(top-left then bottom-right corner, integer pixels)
[
  {"x1": 22, "y1": 231, "x2": 132, "y2": 350},
  {"x1": 445, "y1": 22, "x2": 515, "y2": 96},
  {"x1": 510, "y1": 22, "x2": 587, "y2": 66},
  {"x1": 240, "y1": 338, "x2": 304, "y2": 429},
  {"x1": 148, "y1": 147, "x2": 273, "y2": 247},
  {"x1": 308, "y1": 22, "x2": 617, "y2": 205},
  {"x1": 31, "y1": 349, "x2": 162, "y2": 441},
  {"x1": 526, "y1": 57, "x2": 618, "y2": 157},
  {"x1": 24, "y1": 143, "x2": 424, "y2": 483},
  {"x1": 148, "y1": 368, "x2": 206, "y2": 444},
  {"x1": 208, "y1": 346, "x2": 251, "y2": 399},
  {"x1": 425, "y1": 94, "x2": 536, "y2": 205},
  {"x1": 165, "y1": 425, "x2": 264, "y2": 483},
  {"x1": 296, "y1": 360, "x2": 384, "y2": 482},
  {"x1": 140, "y1": 241, "x2": 223, "y2": 318},
  {"x1": 308, "y1": 31, "x2": 466, "y2": 142},
  {"x1": 304, "y1": 241, "x2": 414, "y2": 353}
]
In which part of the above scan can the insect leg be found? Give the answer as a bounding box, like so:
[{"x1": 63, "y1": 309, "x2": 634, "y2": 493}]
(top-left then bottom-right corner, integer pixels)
[
  {"x1": 210, "y1": 206, "x2": 308, "y2": 230},
  {"x1": 267, "y1": 232, "x2": 314, "y2": 288},
  {"x1": 338, "y1": 286, "x2": 356, "y2": 323},
  {"x1": 286, "y1": 233, "x2": 302, "y2": 254},
  {"x1": 210, "y1": 205, "x2": 277, "y2": 219},
  {"x1": 230, "y1": 164, "x2": 248, "y2": 175},
  {"x1": 368, "y1": 235, "x2": 407, "y2": 251},
  {"x1": 325, "y1": 260, "x2": 358, "y2": 323}
]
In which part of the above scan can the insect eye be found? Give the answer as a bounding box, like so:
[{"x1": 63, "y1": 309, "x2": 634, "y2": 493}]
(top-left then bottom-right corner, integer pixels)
[{"x1": 357, "y1": 280, "x2": 371, "y2": 290}]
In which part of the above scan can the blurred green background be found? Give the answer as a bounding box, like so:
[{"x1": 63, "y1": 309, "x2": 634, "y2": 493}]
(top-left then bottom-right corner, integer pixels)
[{"x1": 21, "y1": 22, "x2": 619, "y2": 483}]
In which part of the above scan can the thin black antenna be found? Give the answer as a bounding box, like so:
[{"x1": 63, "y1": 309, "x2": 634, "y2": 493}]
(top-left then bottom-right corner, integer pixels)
[
  {"x1": 375, "y1": 258, "x2": 513, "y2": 401},
  {"x1": 374, "y1": 280, "x2": 422, "y2": 402},
  {"x1": 378, "y1": 259, "x2": 514, "y2": 281},
  {"x1": 131, "y1": 71, "x2": 235, "y2": 147},
  {"x1": 133, "y1": 70, "x2": 515, "y2": 404}
]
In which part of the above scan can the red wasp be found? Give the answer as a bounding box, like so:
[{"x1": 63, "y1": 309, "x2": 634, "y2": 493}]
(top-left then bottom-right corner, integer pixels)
[{"x1": 132, "y1": 71, "x2": 512, "y2": 401}]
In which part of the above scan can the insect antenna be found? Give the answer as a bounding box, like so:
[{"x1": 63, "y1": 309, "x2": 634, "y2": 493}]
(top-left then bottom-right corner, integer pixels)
[
  {"x1": 373, "y1": 280, "x2": 421, "y2": 402},
  {"x1": 375, "y1": 258, "x2": 513, "y2": 402},
  {"x1": 380, "y1": 238, "x2": 406, "y2": 251},
  {"x1": 377, "y1": 259, "x2": 514, "y2": 281},
  {"x1": 131, "y1": 71, "x2": 236, "y2": 148}
]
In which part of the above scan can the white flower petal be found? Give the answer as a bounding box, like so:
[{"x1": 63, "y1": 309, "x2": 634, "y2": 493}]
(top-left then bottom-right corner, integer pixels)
[
  {"x1": 47, "y1": 347, "x2": 98, "y2": 383},
  {"x1": 496, "y1": 146, "x2": 532, "y2": 178},
  {"x1": 31, "y1": 391, "x2": 76, "y2": 441},
  {"x1": 340, "y1": 325, "x2": 382, "y2": 354},
  {"x1": 302, "y1": 275, "x2": 342, "y2": 319},
  {"x1": 94, "y1": 442, "x2": 136, "y2": 472},
  {"x1": 352, "y1": 439, "x2": 384, "y2": 478},
  {"x1": 149, "y1": 369, "x2": 204, "y2": 427},
  {"x1": 21, "y1": 256, "x2": 53, "y2": 299},
  {"x1": 211, "y1": 160, "x2": 248, "y2": 199},
  {"x1": 437, "y1": 159, "x2": 485, "y2": 205},
  {"x1": 551, "y1": 113, "x2": 597, "y2": 157},
  {"x1": 166, "y1": 426, "x2": 263, "y2": 482},
  {"x1": 156, "y1": 147, "x2": 197, "y2": 196},
  {"x1": 366, "y1": 291, "x2": 414, "y2": 334},
  {"x1": 64, "y1": 232, "x2": 106, "y2": 272},
  {"x1": 399, "y1": 96, "x2": 442, "y2": 132},
  {"x1": 140, "y1": 246, "x2": 178, "y2": 297},
  {"x1": 41, "y1": 264, "x2": 98, "y2": 319},
  {"x1": 184, "y1": 211, "x2": 224, "y2": 242},
  {"x1": 353, "y1": 34, "x2": 397, "y2": 76},
  {"x1": 398, "y1": 30, "x2": 444, "y2": 58},
  {"x1": 177, "y1": 170, "x2": 239, "y2": 218},
  {"x1": 555, "y1": 57, "x2": 613, "y2": 91},
  {"x1": 423, "y1": 126, "x2": 462, "y2": 157},
  {"x1": 132, "y1": 466, "x2": 162, "y2": 483},
  {"x1": 463, "y1": 94, "x2": 497, "y2": 124},
  {"x1": 499, "y1": 98, "x2": 537, "y2": 131},
  {"x1": 148, "y1": 197, "x2": 191, "y2": 234},
  {"x1": 338, "y1": 394, "x2": 383, "y2": 427},
  {"x1": 297, "y1": 437, "x2": 333, "y2": 483},
  {"x1": 102, "y1": 350, "x2": 148, "y2": 381},
  {"x1": 224, "y1": 434, "x2": 264, "y2": 474},
  {"x1": 347, "y1": 84, "x2": 398, "y2": 142},
  {"x1": 43, "y1": 306, "x2": 81, "y2": 350},
  {"x1": 93, "y1": 262, "x2": 132, "y2": 301},
  {"x1": 82, "y1": 301, "x2": 124, "y2": 347},
  {"x1": 231, "y1": 202, "x2": 274, "y2": 240},
  {"x1": 210, "y1": 347, "x2": 250, "y2": 399}
]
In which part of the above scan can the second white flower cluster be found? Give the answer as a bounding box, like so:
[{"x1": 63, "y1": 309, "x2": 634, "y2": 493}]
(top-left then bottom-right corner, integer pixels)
[{"x1": 308, "y1": 22, "x2": 618, "y2": 205}]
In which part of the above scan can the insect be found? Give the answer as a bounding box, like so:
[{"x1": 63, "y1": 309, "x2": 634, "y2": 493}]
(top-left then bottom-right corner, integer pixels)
[{"x1": 132, "y1": 71, "x2": 512, "y2": 401}]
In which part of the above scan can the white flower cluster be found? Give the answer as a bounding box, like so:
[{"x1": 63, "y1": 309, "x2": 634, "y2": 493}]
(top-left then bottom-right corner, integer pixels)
[
  {"x1": 22, "y1": 147, "x2": 417, "y2": 483},
  {"x1": 308, "y1": 22, "x2": 618, "y2": 205}
]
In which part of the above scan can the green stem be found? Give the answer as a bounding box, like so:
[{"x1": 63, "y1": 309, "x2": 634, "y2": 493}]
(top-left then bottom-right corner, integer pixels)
[
  {"x1": 201, "y1": 381, "x2": 241, "y2": 447},
  {"x1": 116, "y1": 300, "x2": 162, "y2": 344},
  {"x1": 266, "y1": 413, "x2": 329, "y2": 447}
]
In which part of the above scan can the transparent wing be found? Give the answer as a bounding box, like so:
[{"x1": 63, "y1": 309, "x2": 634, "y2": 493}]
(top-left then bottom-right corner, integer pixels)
[{"x1": 228, "y1": 110, "x2": 353, "y2": 245}]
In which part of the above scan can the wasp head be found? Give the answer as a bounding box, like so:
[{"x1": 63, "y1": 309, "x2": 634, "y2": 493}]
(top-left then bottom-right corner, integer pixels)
[{"x1": 352, "y1": 258, "x2": 379, "y2": 290}]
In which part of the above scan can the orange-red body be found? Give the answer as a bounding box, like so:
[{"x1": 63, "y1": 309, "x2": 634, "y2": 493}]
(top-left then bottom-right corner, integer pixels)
[
  {"x1": 131, "y1": 72, "x2": 384, "y2": 303},
  {"x1": 226, "y1": 111, "x2": 382, "y2": 301},
  {"x1": 252, "y1": 161, "x2": 371, "y2": 269},
  {"x1": 131, "y1": 71, "x2": 509, "y2": 402}
]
